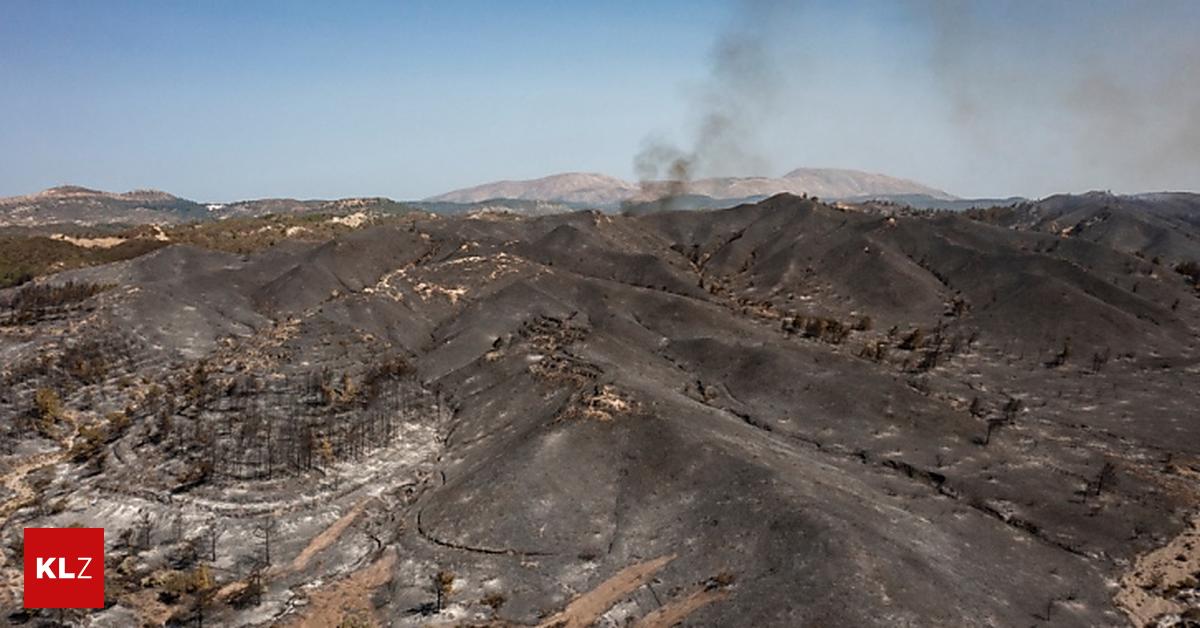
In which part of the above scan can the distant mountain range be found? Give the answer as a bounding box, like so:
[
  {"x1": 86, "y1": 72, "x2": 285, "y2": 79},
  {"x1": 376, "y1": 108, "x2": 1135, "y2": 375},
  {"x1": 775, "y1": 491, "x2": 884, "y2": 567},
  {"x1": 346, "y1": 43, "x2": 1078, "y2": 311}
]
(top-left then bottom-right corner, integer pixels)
[
  {"x1": 0, "y1": 169, "x2": 957, "y2": 227},
  {"x1": 6, "y1": 179, "x2": 1198, "y2": 239},
  {"x1": 426, "y1": 168, "x2": 958, "y2": 207},
  {"x1": 0, "y1": 186, "x2": 418, "y2": 227}
]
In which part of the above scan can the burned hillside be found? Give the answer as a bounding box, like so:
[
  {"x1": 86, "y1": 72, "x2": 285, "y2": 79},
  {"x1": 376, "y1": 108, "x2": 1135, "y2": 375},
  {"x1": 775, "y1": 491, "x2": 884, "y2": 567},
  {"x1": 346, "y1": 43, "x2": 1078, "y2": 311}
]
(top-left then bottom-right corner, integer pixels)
[{"x1": 1, "y1": 194, "x2": 1198, "y2": 626}]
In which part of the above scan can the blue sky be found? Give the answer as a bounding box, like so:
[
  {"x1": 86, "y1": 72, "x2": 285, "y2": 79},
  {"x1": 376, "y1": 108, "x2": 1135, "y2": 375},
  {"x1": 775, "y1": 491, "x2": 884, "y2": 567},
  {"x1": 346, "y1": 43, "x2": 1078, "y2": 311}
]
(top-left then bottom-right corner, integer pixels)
[{"x1": 2, "y1": 1, "x2": 1197, "y2": 201}]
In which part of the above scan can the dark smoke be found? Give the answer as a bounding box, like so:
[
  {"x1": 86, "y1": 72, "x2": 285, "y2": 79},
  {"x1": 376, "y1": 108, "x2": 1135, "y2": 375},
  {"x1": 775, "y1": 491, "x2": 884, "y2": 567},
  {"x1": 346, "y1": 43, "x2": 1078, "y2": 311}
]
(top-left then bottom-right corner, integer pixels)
[
  {"x1": 637, "y1": 0, "x2": 1198, "y2": 200},
  {"x1": 633, "y1": 0, "x2": 786, "y2": 202}
]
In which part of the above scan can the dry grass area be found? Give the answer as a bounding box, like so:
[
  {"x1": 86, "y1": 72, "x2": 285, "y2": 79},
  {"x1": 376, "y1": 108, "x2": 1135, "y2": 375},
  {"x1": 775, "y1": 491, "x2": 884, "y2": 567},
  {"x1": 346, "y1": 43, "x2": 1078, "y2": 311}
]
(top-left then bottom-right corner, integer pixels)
[
  {"x1": 160, "y1": 213, "x2": 397, "y2": 255},
  {"x1": 49, "y1": 233, "x2": 129, "y2": 248},
  {"x1": 552, "y1": 385, "x2": 637, "y2": 423},
  {"x1": 577, "y1": 385, "x2": 636, "y2": 422},
  {"x1": 0, "y1": 212, "x2": 410, "y2": 288},
  {"x1": 1115, "y1": 514, "x2": 1200, "y2": 626},
  {"x1": 0, "y1": 234, "x2": 165, "y2": 288},
  {"x1": 120, "y1": 588, "x2": 178, "y2": 627}
]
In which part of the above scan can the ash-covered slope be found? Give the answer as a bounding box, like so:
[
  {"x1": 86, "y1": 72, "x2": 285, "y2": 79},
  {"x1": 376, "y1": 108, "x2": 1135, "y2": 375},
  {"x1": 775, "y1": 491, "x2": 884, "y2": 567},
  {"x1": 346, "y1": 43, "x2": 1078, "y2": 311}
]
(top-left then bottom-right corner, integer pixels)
[
  {"x1": 645, "y1": 195, "x2": 1194, "y2": 359},
  {"x1": 966, "y1": 191, "x2": 1200, "y2": 263},
  {"x1": 2, "y1": 196, "x2": 1198, "y2": 626}
]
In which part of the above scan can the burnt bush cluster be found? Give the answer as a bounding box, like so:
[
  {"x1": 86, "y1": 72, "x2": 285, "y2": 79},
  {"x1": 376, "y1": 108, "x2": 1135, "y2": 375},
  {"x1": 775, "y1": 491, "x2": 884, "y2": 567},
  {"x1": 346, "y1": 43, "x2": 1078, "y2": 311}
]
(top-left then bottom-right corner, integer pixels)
[
  {"x1": 1177, "y1": 260, "x2": 1200, "y2": 287},
  {"x1": 69, "y1": 411, "x2": 131, "y2": 462},
  {"x1": 782, "y1": 315, "x2": 852, "y2": 344},
  {"x1": 1, "y1": 280, "x2": 113, "y2": 325},
  {"x1": 57, "y1": 336, "x2": 134, "y2": 385},
  {"x1": 907, "y1": 325, "x2": 977, "y2": 372},
  {"x1": 860, "y1": 324, "x2": 977, "y2": 371},
  {"x1": 0, "y1": 331, "x2": 138, "y2": 440},
  {"x1": 141, "y1": 354, "x2": 430, "y2": 486},
  {"x1": 971, "y1": 396, "x2": 1024, "y2": 446}
]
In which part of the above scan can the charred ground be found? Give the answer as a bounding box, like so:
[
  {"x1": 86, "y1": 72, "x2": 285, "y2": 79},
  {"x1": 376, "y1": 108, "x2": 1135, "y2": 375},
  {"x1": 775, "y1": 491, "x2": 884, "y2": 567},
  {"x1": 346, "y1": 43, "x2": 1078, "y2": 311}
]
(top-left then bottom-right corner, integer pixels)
[{"x1": 1, "y1": 194, "x2": 1198, "y2": 626}]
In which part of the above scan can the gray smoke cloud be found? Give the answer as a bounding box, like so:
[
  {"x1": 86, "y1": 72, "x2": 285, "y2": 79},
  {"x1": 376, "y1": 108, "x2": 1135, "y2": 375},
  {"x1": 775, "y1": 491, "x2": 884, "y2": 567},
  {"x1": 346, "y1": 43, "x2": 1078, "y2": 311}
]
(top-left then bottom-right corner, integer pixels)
[
  {"x1": 633, "y1": 0, "x2": 786, "y2": 199},
  {"x1": 921, "y1": 0, "x2": 1200, "y2": 194},
  {"x1": 639, "y1": 0, "x2": 1198, "y2": 199}
]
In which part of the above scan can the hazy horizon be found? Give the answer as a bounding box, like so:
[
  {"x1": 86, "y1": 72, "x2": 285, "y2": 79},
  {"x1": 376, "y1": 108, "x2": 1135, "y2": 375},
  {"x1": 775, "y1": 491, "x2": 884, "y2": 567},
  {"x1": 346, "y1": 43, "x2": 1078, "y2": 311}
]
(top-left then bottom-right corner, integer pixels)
[{"x1": 2, "y1": 0, "x2": 1197, "y2": 202}]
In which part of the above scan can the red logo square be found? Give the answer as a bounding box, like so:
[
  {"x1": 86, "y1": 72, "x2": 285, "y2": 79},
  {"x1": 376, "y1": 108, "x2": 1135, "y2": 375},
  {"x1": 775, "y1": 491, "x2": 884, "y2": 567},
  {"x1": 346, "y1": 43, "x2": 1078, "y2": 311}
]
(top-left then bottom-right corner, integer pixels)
[{"x1": 23, "y1": 528, "x2": 105, "y2": 609}]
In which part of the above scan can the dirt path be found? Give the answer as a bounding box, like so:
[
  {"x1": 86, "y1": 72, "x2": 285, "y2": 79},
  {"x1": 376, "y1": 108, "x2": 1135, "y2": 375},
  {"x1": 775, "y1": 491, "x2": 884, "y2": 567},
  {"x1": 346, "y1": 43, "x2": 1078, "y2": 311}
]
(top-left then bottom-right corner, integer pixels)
[
  {"x1": 0, "y1": 415, "x2": 79, "y2": 523},
  {"x1": 278, "y1": 549, "x2": 397, "y2": 628},
  {"x1": 215, "y1": 497, "x2": 371, "y2": 607},
  {"x1": 291, "y1": 498, "x2": 369, "y2": 572},
  {"x1": 0, "y1": 418, "x2": 80, "y2": 607},
  {"x1": 537, "y1": 555, "x2": 675, "y2": 628},
  {"x1": 635, "y1": 585, "x2": 729, "y2": 628},
  {"x1": 0, "y1": 453, "x2": 53, "y2": 605},
  {"x1": 0, "y1": 450, "x2": 61, "y2": 522}
]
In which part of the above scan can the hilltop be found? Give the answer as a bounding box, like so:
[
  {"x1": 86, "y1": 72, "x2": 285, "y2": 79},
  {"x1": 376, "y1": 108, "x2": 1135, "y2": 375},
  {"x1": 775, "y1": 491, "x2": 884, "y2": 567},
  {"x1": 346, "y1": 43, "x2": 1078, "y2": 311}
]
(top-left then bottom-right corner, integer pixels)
[
  {"x1": 967, "y1": 191, "x2": 1200, "y2": 262},
  {"x1": 0, "y1": 186, "x2": 425, "y2": 227},
  {"x1": 0, "y1": 186, "x2": 209, "y2": 226}
]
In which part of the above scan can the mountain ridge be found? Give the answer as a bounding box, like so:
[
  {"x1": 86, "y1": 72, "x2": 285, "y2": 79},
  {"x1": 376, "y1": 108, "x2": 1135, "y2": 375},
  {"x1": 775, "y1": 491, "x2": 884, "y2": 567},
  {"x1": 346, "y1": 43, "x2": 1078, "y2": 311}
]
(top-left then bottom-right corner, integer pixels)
[
  {"x1": 426, "y1": 167, "x2": 958, "y2": 206},
  {"x1": 0, "y1": 187, "x2": 421, "y2": 226},
  {"x1": 0, "y1": 186, "x2": 209, "y2": 226}
]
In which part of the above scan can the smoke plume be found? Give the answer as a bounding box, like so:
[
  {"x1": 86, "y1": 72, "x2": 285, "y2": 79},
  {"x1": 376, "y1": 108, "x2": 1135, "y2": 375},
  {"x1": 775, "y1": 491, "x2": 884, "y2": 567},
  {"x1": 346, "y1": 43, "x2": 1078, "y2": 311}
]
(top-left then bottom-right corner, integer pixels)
[
  {"x1": 633, "y1": 0, "x2": 786, "y2": 201},
  {"x1": 637, "y1": 0, "x2": 1198, "y2": 199},
  {"x1": 922, "y1": 0, "x2": 1200, "y2": 194}
]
